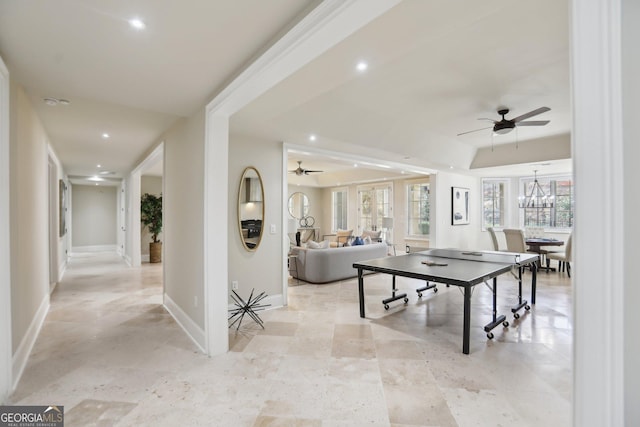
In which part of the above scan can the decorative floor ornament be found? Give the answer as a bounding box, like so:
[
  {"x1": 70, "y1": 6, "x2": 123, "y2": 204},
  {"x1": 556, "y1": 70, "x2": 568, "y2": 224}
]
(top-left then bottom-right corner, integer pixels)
[{"x1": 228, "y1": 288, "x2": 270, "y2": 330}]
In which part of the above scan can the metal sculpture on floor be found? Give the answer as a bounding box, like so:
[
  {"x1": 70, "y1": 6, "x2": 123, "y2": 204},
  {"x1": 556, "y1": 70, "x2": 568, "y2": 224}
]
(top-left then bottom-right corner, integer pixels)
[{"x1": 228, "y1": 288, "x2": 270, "y2": 330}]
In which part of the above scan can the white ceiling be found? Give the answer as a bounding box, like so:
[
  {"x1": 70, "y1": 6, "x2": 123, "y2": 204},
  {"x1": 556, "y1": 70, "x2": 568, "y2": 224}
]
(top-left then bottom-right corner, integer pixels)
[{"x1": 0, "y1": 0, "x2": 570, "y2": 187}]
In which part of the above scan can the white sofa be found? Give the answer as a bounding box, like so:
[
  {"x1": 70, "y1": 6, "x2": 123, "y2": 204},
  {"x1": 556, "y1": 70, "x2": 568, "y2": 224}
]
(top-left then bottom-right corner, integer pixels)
[{"x1": 289, "y1": 242, "x2": 387, "y2": 284}]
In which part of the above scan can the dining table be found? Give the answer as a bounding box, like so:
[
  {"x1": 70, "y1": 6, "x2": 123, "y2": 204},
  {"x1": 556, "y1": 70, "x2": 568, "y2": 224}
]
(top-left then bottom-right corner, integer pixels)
[{"x1": 525, "y1": 238, "x2": 565, "y2": 272}]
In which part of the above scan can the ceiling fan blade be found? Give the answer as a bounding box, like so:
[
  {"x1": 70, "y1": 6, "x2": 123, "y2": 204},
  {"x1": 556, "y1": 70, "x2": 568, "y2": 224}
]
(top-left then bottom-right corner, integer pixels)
[
  {"x1": 304, "y1": 170, "x2": 323, "y2": 173},
  {"x1": 511, "y1": 107, "x2": 550, "y2": 123},
  {"x1": 457, "y1": 126, "x2": 492, "y2": 136},
  {"x1": 477, "y1": 118, "x2": 497, "y2": 122},
  {"x1": 516, "y1": 120, "x2": 550, "y2": 127}
]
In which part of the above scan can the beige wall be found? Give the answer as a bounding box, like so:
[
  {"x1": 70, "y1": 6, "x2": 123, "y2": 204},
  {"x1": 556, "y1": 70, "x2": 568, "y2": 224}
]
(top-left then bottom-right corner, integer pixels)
[
  {"x1": 9, "y1": 82, "x2": 50, "y2": 352},
  {"x1": 229, "y1": 135, "x2": 283, "y2": 303},
  {"x1": 164, "y1": 114, "x2": 205, "y2": 327},
  {"x1": 141, "y1": 175, "x2": 163, "y2": 255},
  {"x1": 71, "y1": 185, "x2": 117, "y2": 247}
]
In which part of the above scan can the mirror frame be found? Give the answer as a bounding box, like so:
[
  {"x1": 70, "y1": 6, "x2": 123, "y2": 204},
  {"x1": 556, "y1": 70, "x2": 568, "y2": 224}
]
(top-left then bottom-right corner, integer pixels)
[
  {"x1": 288, "y1": 191, "x2": 310, "y2": 220},
  {"x1": 237, "y1": 166, "x2": 265, "y2": 252}
]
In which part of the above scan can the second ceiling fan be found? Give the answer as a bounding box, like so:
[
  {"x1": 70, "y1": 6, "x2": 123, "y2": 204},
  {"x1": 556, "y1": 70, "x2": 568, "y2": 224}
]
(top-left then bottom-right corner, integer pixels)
[
  {"x1": 289, "y1": 160, "x2": 323, "y2": 176},
  {"x1": 457, "y1": 106, "x2": 551, "y2": 136}
]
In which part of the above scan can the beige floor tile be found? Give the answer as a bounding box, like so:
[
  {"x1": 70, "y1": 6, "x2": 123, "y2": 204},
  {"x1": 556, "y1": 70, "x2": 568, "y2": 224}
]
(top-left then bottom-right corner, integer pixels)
[{"x1": 10, "y1": 252, "x2": 573, "y2": 426}]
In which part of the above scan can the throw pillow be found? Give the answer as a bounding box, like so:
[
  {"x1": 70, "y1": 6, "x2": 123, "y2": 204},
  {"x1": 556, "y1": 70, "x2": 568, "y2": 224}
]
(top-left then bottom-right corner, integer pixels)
[
  {"x1": 307, "y1": 240, "x2": 320, "y2": 249},
  {"x1": 364, "y1": 236, "x2": 372, "y2": 245},
  {"x1": 336, "y1": 229, "x2": 353, "y2": 246},
  {"x1": 353, "y1": 236, "x2": 364, "y2": 245},
  {"x1": 361, "y1": 230, "x2": 381, "y2": 241},
  {"x1": 319, "y1": 240, "x2": 330, "y2": 249}
]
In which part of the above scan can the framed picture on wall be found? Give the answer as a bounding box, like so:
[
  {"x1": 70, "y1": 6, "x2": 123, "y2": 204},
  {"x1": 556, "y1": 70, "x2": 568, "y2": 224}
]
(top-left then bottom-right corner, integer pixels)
[
  {"x1": 59, "y1": 179, "x2": 67, "y2": 236},
  {"x1": 451, "y1": 186, "x2": 470, "y2": 225}
]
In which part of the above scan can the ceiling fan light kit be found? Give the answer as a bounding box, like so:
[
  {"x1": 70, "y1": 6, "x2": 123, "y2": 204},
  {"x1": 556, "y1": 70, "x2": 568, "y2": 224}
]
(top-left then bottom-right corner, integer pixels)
[{"x1": 458, "y1": 106, "x2": 551, "y2": 136}]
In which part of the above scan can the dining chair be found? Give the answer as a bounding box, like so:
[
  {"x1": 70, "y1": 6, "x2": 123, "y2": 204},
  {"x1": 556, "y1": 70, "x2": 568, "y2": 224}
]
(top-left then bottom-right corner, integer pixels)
[
  {"x1": 503, "y1": 228, "x2": 527, "y2": 253},
  {"x1": 487, "y1": 227, "x2": 501, "y2": 251},
  {"x1": 503, "y1": 228, "x2": 535, "y2": 274},
  {"x1": 547, "y1": 233, "x2": 572, "y2": 277}
]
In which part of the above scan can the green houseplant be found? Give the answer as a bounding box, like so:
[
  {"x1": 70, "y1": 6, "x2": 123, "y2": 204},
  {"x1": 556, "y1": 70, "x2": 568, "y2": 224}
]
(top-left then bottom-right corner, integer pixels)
[{"x1": 141, "y1": 193, "x2": 163, "y2": 263}]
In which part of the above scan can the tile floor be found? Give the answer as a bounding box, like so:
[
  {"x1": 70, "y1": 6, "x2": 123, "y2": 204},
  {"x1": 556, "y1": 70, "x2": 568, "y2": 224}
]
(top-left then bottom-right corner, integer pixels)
[{"x1": 10, "y1": 252, "x2": 572, "y2": 426}]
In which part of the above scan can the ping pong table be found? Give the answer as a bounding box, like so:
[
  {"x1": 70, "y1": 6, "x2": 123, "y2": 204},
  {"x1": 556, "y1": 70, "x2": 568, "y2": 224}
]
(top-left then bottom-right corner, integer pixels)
[{"x1": 353, "y1": 249, "x2": 539, "y2": 354}]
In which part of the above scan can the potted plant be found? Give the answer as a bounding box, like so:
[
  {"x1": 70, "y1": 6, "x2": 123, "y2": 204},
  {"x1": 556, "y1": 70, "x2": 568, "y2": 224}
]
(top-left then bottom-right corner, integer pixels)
[{"x1": 141, "y1": 193, "x2": 163, "y2": 263}]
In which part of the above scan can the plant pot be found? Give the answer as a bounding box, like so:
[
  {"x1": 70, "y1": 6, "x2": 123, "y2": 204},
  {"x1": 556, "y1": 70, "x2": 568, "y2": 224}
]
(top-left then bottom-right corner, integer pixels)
[{"x1": 149, "y1": 242, "x2": 162, "y2": 263}]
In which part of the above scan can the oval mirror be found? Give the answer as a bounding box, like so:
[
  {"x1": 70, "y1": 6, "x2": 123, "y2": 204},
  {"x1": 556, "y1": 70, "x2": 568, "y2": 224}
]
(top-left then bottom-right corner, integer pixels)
[
  {"x1": 288, "y1": 192, "x2": 309, "y2": 219},
  {"x1": 238, "y1": 167, "x2": 264, "y2": 251}
]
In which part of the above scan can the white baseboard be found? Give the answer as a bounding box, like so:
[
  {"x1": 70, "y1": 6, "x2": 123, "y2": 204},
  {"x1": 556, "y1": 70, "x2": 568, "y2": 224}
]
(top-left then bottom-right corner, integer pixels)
[
  {"x1": 123, "y1": 255, "x2": 132, "y2": 267},
  {"x1": 72, "y1": 244, "x2": 117, "y2": 253},
  {"x1": 12, "y1": 293, "x2": 49, "y2": 391},
  {"x1": 141, "y1": 254, "x2": 150, "y2": 263},
  {"x1": 164, "y1": 293, "x2": 206, "y2": 353}
]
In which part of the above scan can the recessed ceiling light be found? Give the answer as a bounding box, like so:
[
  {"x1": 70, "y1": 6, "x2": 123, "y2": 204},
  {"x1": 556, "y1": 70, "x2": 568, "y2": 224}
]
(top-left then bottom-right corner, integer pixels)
[
  {"x1": 354, "y1": 163, "x2": 358, "y2": 168},
  {"x1": 129, "y1": 18, "x2": 146, "y2": 30},
  {"x1": 309, "y1": 134, "x2": 317, "y2": 141},
  {"x1": 87, "y1": 176, "x2": 104, "y2": 182},
  {"x1": 356, "y1": 61, "x2": 368, "y2": 72},
  {"x1": 99, "y1": 170, "x2": 115, "y2": 175},
  {"x1": 401, "y1": 171, "x2": 406, "y2": 174},
  {"x1": 449, "y1": 166, "x2": 454, "y2": 169},
  {"x1": 102, "y1": 133, "x2": 110, "y2": 139},
  {"x1": 97, "y1": 164, "x2": 101, "y2": 168},
  {"x1": 95, "y1": 183, "x2": 99, "y2": 186},
  {"x1": 43, "y1": 97, "x2": 71, "y2": 107}
]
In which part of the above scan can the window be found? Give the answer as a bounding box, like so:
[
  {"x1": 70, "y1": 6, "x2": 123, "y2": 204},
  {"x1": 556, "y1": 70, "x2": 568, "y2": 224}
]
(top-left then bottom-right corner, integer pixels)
[
  {"x1": 521, "y1": 175, "x2": 574, "y2": 229},
  {"x1": 482, "y1": 179, "x2": 508, "y2": 230},
  {"x1": 357, "y1": 184, "x2": 392, "y2": 234},
  {"x1": 407, "y1": 181, "x2": 430, "y2": 236},
  {"x1": 331, "y1": 188, "x2": 348, "y2": 231}
]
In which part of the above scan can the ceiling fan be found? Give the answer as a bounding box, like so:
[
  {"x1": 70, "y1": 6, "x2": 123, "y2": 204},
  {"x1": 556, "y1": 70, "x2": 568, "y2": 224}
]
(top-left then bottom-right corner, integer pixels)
[
  {"x1": 289, "y1": 160, "x2": 323, "y2": 176},
  {"x1": 457, "y1": 106, "x2": 551, "y2": 136}
]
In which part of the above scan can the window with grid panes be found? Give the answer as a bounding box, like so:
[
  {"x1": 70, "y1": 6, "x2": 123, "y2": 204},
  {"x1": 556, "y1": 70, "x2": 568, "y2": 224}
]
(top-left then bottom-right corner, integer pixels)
[
  {"x1": 482, "y1": 179, "x2": 507, "y2": 230},
  {"x1": 407, "y1": 182, "x2": 430, "y2": 236}
]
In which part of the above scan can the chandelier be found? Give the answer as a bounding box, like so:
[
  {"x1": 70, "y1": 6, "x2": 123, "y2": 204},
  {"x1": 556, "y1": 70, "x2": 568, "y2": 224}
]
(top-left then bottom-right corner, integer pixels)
[{"x1": 518, "y1": 170, "x2": 554, "y2": 208}]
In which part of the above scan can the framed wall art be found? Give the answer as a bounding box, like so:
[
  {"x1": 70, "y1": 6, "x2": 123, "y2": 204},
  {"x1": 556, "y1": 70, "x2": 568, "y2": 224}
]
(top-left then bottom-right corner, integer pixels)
[{"x1": 451, "y1": 186, "x2": 470, "y2": 225}]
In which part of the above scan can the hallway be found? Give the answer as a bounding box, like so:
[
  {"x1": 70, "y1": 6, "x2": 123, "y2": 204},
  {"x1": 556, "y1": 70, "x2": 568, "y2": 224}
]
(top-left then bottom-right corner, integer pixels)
[{"x1": 9, "y1": 252, "x2": 572, "y2": 426}]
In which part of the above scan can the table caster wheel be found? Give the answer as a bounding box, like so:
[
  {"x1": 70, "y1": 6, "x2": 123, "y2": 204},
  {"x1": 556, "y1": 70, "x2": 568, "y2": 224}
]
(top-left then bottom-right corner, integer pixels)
[
  {"x1": 417, "y1": 292, "x2": 423, "y2": 298},
  {"x1": 487, "y1": 332, "x2": 494, "y2": 339},
  {"x1": 433, "y1": 288, "x2": 438, "y2": 293},
  {"x1": 403, "y1": 297, "x2": 409, "y2": 304},
  {"x1": 525, "y1": 305, "x2": 531, "y2": 310},
  {"x1": 514, "y1": 313, "x2": 520, "y2": 319},
  {"x1": 384, "y1": 304, "x2": 389, "y2": 310},
  {"x1": 503, "y1": 321, "x2": 509, "y2": 327}
]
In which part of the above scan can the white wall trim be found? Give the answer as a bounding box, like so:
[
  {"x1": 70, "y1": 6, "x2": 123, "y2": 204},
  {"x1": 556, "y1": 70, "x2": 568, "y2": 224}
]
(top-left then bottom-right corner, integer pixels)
[
  {"x1": 0, "y1": 53, "x2": 12, "y2": 403},
  {"x1": 281, "y1": 145, "x2": 289, "y2": 306},
  {"x1": 203, "y1": 112, "x2": 230, "y2": 357},
  {"x1": 11, "y1": 294, "x2": 49, "y2": 391},
  {"x1": 206, "y1": 0, "x2": 401, "y2": 116},
  {"x1": 571, "y1": 0, "x2": 625, "y2": 425},
  {"x1": 141, "y1": 254, "x2": 150, "y2": 263},
  {"x1": 71, "y1": 245, "x2": 118, "y2": 253},
  {"x1": 164, "y1": 293, "x2": 206, "y2": 353}
]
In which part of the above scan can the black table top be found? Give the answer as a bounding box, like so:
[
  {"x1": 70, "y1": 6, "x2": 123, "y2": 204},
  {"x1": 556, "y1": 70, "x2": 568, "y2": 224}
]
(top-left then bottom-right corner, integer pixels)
[{"x1": 353, "y1": 248, "x2": 538, "y2": 287}]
